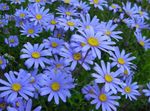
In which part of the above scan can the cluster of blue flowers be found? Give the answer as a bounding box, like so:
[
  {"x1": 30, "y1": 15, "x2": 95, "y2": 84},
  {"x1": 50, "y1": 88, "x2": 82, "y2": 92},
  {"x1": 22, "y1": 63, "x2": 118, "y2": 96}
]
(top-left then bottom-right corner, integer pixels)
[{"x1": 0, "y1": 0, "x2": 150, "y2": 111}]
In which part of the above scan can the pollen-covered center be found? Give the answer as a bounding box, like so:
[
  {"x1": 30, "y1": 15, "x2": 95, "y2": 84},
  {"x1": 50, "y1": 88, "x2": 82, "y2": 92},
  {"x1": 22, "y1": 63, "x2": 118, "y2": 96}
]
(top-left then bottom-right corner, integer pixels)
[
  {"x1": 124, "y1": 70, "x2": 128, "y2": 75},
  {"x1": 36, "y1": 0, "x2": 41, "y2": 2},
  {"x1": 139, "y1": 41, "x2": 145, "y2": 47},
  {"x1": 20, "y1": 13, "x2": 25, "y2": 18},
  {"x1": 50, "y1": 20, "x2": 57, "y2": 25},
  {"x1": 51, "y1": 82, "x2": 60, "y2": 91},
  {"x1": 64, "y1": 0, "x2": 70, "y2": 3},
  {"x1": 66, "y1": 11, "x2": 71, "y2": 16},
  {"x1": 105, "y1": 30, "x2": 111, "y2": 36},
  {"x1": 28, "y1": 29, "x2": 34, "y2": 34},
  {"x1": 56, "y1": 64, "x2": 62, "y2": 68},
  {"x1": 81, "y1": 42, "x2": 86, "y2": 47},
  {"x1": 9, "y1": 39, "x2": 15, "y2": 43},
  {"x1": 118, "y1": 58, "x2": 125, "y2": 65},
  {"x1": 0, "y1": 59, "x2": 3, "y2": 65},
  {"x1": 51, "y1": 42, "x2": 58, "y2": 48},
  {"x1": 67, "y1": 21, "x2": 75, "y2": 26},
  {"x1": 73, "y1": 53, "x2": 82, "y2": 61},
  {"x1": 111, "y1": 4, "x2": 116, "y2": 9},
  {"x1": 0, "y1": 102, "x2": 6, "y2": 109},
  {"x1": 36, "y1": 14, "x2": 42, "y2": 20},
  {"x1": 124, "y1": 86, "x2": 131, "y2": 93},
  {"x1": 32, "y1": 52, "x2": 41, "y2": 59},
  {"x1": 105, "y1": 74, "x2": 113, "y2": 82},
  {"x1": 87, "y1": 37, "x2": 99, "y2": 47},
  {"x1": 99, "y1": 94, "x2": 107, "y2": 102},
  {"x1": 12, "y1": 83, "x2": 21, "y2": 92},
  {"x1": 93, "y1": 0, "x2": 99, "y2": 4}
]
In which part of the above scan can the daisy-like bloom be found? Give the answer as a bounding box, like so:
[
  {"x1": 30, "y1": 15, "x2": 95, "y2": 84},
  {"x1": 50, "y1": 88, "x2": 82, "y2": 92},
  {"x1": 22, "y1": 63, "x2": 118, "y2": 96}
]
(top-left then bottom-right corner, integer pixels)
[
  {"x1": 92, "y1": 61, "x2": 122, "y2": 94},
  {"x1": 60, "y1": 43, "x2": 94, "y2": 70},
  {"x1": 43, "y1": 37, "x2": 64, "y2": 54},
  {"x1": 56, "y1": 6, "x2": 78, "y2": 19},
  {"x1": 20, "y1": 42, "x2": 51, "y2": 69},
  {"x1": 5, "y1": 35, "x2": 19, "y2": 47},
  {"x1": 45, "y1": 55, "x2": 71, "y2": 74},
  {"x1": 122, "y1": 2, "x2": 138, "y2": 18},
  {"x1": 0, "y1": 3, "x2": 9, "y2": 11},
  {"x1": 40, "y1": 72, "x2": 75, "y2": 104},
  {"x1": 15, "y1": 7, "x2": 28, "y2": 20},
  {"x1": 100, "y1": 20, "x2": 122, "y2": 41},
  {"x1": 0, "y1": 97, "x2": 8, "y2": 110},
  {"x1": 10, "y1": 0, "x2": 25, "y2": 4},
  {"x1": 20, "y1": 22, "x2": 42, "y2": 38},
  {"x1": 89, "y1": 84, "x2": 120, "y2": 110},
  {"x1": 7, "y1": 99, "x2": 42, "y2": 111},
  {"x1": 0, "y1": 55, "x2": 8, "y2": 70},
  {"x1": 28, "y1": 5, "x2": 50, "y2": 25},
  {"x1": 61, "y1": 0, "x2": 77, "y2": 5},
  {"x1": 89, "y1": 0, "x2": 107, "y2": 10},
  {"x1": 134, "y1": 32, "x2": 150, "y2": 50},
  {"x1": 0, "y1": 70, "x2": 35, "y2": 102},
  {"x1": 119, "y1": 77, "x2": 140, "y2": 101},
  {"x1": 53, "y1": 28, "x2": 65, "y2": 38},
  {"x1": 58, "y1": 17, "x2": 79, "y2": 31},
  {"x1": 109, "y1": 47, "x2": 136, "y2": 72},
  {"x1": 143, "y1": 82, "x2": 150, "y2": 102},
  {"x1": 72, "y1": 28, "x2": 115, "y2": 59},
  {"x1": 78, "y1": 13, "x2": 101, "y2": 32},
  {"x1": 109, "y1": 3, "x2": 121, "y2": 13},
  {"x1": 29, "y1": 0, "x2": 46, "y2": 6}
]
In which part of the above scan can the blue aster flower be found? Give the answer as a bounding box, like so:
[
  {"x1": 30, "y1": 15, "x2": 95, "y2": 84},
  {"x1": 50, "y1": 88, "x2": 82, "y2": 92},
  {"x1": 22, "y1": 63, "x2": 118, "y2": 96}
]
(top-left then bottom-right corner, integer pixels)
[
  {"x1": 7, "y1": 99, "x2": 41, "y2": 111},
  {"x1": 109, "y1": 3, "x2": 121, "y2": 13},
  {"x1": 0, "y1": 3, "x2": 9, "y2": 11},
  {"x1": 143, "y1": 82, "x2": 150, "y2": 102},
  {"x1": 20, "y1": 22, "x2": 42, "y2": 38},
  {"x1": 60, "y1": 43, "x2": 94, "y2": 71},
  {"x1": 89, "y1": 0, "x2": 107, "y2": 10},
  {"x1": 53, "y1": 28, "x2": 65, "y2": 38},
  {"x1": 119, "y1": 77, "x2": 140, "y2": 101},
  {"x1": 40, "y1": 72, "x2": 75, "y2": 104},
  {"x1": 109, "y1": 47, "x2": 136, "y2": 72},
  {"x1": 72, "y1": 28, "x2": 115, "y2": 59},
  {"x1": 20, "y1": 42, "x2": 51, "y2": 69},
  {"x1": 15, "y1": 7, "x2": 28, "y2": 20},
  {"x1": 29, "y1": 0, "x2": 46, "y2": 6},
  {"x1": 0, "y1": 97, "x2": 8, "y2": 110},
  {"x1": 100, "y1": 20, "x2": 122, "y2": 41},
  {"x1": 61, "y1": 0, "x2": 78, "y2": 5},
  {"x1": 92, "y1": 61, "x2": 122, "y2": 94},
  {"x1": 134, "y1": 32, "x2": 150, "y2": 50},
  {"x1": 5, "y1": 35, "x2": 19, "y2": 47},
  {"x1": 0, "y1": 55, "x2": 8, "y2": 70},
  {"x1": 0, "y1": 69, "x2": 35, "y2": 102},
  {"x1": 89, "y1": 84, "x2": 120, "y2": 110},
  {"x1": 28, "y1": 5, "x2": 50, "y2": 25},
  {"x1": 43, "y1": 37, "x2": 64, "y2": 54}
]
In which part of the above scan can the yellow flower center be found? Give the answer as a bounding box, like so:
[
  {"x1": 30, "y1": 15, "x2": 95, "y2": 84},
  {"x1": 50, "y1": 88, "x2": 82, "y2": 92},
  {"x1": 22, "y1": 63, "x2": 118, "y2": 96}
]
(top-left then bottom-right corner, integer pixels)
[
  {"x1": 66, "y1": 11, "x2": 71, "y2": 16},
  {"x1": 118, "y1": 58, "x2": 125, "y2": 65},
  {"x1": 30, "y1": 77, "x2": 35, "y2": 83},
  {"x1": 86, "y1": 25, "x2": 91, "y2": 29},
  {"x1": 50, "y1": 20, "x2": 57, "y2": 25},
  {"x1": 93, "y1": 0, "x2": 99, "y2": 4},
  {"x1": 67, "y1": 21, "x2": 75, "y2": 26},
  {"x1": 12, "y1": 83, "x2": 21, "y2": 92},
  {"x1": 32, "y1": 52, "x2": 41, "y2": 59},
  {"x1": 135, "y1": 24, "x2": 139, "y2": 28},
  {"x1": 139, "y1": 41, "x2": 145, "y2": 47},
  {"x1": 87, "y1": 37, "x2": 99, "y2": 47},
  {"x1": 36, "y1": 14, "x2": 42, "y2": 20},
  {"x1": 0, "y1": 60, "x2": 3, "y2": 65},
  {"x1": 0, "y1": 102, "x2": 6, "y2": 109},
  {"x1": 57, "y1": 33, "x2": 61, "y2": 38},
  {"x1": 105, "y1": 30, "x2": 111, "y2": 36},
  {"x1": 28, "y1": 29, "x2": 34, "y2": 34},
  {"x1": 73, "y1": 53, "x2": 82, "y2": 61},
  {"x1": 56, "y1": 64, "x2": 62, "y2": 68},
  {"x1": 124, "y1": 86, "x2": 131, "y2": 93},
  {"x1": 111, "y1": 4, "x2": 116, "y2": 9},
  {"x1": 36, "y1": 0, "x2": 41, "y2": 2},
  {"x1": 10, "y1": 39, "x2": 14, "y2": 43},
  {"x1": 124, "y1": 70, "x2": 128, "y2": 75},
  {"x1": 139, "y1": 11, "x2": 143, "y2": 15},
  {"x1": 20, "y1": 13, "x2": 25, "y2": 18},
  {"x1": 99, "y1": 94, "x2": 107, "y2": 102},
  {"x1": 64, "y1": 0, "x2": 70, "y2": 3},
  {"x1": 51, "y1": 82, "x2": 60, "y2": 91},
  {"x1": 105, "y1": 74, "x2": 113, "y2": 82},
  {"x1": 3, "y1": 6, "x2": 6, "y2": 9},
  {"x1": 16, "y1": 102, "x2": 20, "y2": 107},
  {"x1": 81, "y1": 42, "x2": 86, "y2": 47},
  {"x1": 51, "y1": 42, "x2": 58, "y2": 48}
]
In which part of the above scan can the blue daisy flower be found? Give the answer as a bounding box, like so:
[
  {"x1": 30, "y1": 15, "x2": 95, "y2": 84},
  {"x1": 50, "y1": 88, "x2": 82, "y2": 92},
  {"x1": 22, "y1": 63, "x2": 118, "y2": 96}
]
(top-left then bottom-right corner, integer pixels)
[
  {"x1": 53, "y1": 28, "x2": 65, "y2": 38},
  {"x1": 5, "y1": 35, "x2": 19, "y2": 47},
  {"x1": 20, "y1": 42, "x2": 51, "y2": 69},
  {"x1": 40, "y1": 72, "x2": 75, "y2": 104},
  {"x1": 109, "y1": 3, "x2": 121, "y2": 13},
  {"x1": 0, "y1": 97, "x2": 8, "y2": 110},
  {"x1": 119, "y1": 77, "x2": 140, "y2": 101},
  {"x1": 0, "y1": 55, "x2": 8, "y2": 70},
  {"x1": 29, "y1": 0, "x2": 46, "y2": 6},
  {"x1": 89, "y1": 0, "x2": 108, "y2": 10},
  {"x1": 15, "y1": 7, "x2": 28, "y2": 20},
  {"x1": 109, "y1": 47, "x2": 136, "y2": 72},
  {"x1": 72, "y1": 28, "x2": 115, "y2": 59},
  {"x1": 0, "y1": 70, "x2": 35, "y2": 102},
  {"x1": 143, "y1": 82, "x2": 150, "y2": 103},
  {"x1": 92, "y1": 61, "x2": 122, "y2": 94},
  {"x1": 89, "y1": 84, "x2": 120, "y2": 110},
  {"x1": 0, "y1": 3, "x2": 9, "y2": 11}
]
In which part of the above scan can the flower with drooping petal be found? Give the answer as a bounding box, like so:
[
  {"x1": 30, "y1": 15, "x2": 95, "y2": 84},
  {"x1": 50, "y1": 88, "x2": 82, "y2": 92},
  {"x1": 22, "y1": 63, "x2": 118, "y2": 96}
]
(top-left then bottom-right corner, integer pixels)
[
  {"x1": 143, "y1": 82, "x2": 150, "y2": 103},
  {"x1": 20, "y1": 42, "x2": 51, "y2": 69}
]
